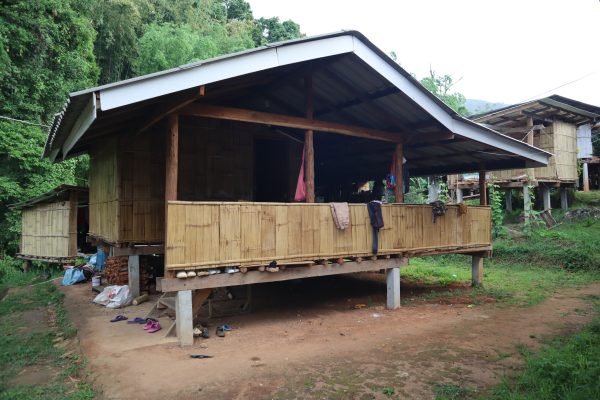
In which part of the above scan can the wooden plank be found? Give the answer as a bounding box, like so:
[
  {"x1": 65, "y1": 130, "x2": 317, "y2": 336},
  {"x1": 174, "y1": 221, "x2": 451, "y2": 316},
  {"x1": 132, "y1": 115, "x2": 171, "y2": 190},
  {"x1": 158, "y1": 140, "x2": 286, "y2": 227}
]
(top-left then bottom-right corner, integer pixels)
[
  {"x1": 180, "y1": 104, "x2": 403, "y2": 143},
  {"x1": 162, "y1": 257, "x2": 409, "y2": 292},
  {"x1": 219, "y1": 204, "x2": 241, "y2": 263},
  {"x1": 394, "y1": 143, "x2": 404, "y2": 202}
]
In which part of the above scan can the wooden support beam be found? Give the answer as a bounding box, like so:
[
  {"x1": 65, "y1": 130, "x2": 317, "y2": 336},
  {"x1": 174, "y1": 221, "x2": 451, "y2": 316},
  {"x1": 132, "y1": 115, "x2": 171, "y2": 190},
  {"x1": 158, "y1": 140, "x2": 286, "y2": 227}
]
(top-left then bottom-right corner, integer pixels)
[
  {"x1": 304, "y1": 74, "x2": 315, "y2": 203},
  {"x1": 394, "y1": 143, "x2": 404, "y2": 203},
  {"x1": 165, "y1": 113, "x2": 179, "y2": 204},
  {"x1": 161, "y1": 258, "x2": 409, "y2": 292},
  {"x1": 505, "y1": 189, "x2": 513, "y2": 212},
  {"x1": 479, "y1": 166, "x2": 487, "y2": 206},
  {"x1": 180, "y1": 104, "x2": 404, "y2": 143},
  {"x1": 137, "y1": 87, "x2": 204, "y2": 134}
]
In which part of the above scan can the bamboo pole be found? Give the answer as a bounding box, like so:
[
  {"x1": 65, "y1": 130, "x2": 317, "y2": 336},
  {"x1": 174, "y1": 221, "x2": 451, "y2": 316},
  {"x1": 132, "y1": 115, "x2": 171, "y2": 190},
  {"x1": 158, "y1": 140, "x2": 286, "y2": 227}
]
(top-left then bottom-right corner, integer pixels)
[{"x1": 304, "y1": 74, "x2": 315, "y2": 203}]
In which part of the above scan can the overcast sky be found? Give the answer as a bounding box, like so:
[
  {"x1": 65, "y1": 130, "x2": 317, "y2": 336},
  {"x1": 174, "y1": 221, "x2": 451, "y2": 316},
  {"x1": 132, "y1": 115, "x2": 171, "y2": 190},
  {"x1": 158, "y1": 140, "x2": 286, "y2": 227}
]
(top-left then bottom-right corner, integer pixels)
[{"x1": 248, "y1": 0, "x2": 600, "y2": 106}]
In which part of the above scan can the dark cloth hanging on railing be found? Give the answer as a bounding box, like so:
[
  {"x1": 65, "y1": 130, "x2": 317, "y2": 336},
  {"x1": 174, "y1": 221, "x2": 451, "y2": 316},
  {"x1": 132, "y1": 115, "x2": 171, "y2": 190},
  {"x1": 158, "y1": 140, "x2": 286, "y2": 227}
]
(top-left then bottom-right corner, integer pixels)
[
  {"x1": 367, "y1": 200, "x2": 384, "y2": 254},
  {"x1": 430, "y1": 200, "x2": 447, "y2": 223}
]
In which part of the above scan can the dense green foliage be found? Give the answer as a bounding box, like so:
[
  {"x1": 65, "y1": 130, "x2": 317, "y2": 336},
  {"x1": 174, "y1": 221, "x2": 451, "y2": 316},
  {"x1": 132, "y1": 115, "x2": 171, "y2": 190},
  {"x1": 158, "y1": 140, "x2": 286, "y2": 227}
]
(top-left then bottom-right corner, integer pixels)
[{"x1": 0, "y1": 0, "x2": 302, "y2": 256}]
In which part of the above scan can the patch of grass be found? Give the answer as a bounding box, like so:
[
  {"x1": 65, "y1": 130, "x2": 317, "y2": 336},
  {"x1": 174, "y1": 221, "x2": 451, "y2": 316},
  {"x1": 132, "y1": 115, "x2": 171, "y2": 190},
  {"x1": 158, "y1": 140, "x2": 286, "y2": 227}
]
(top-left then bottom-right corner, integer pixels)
[
  {"x1": 489, "y1": 308, "x2": 600, "y2": 399},
  {"x1": 434, "y1": 383, "x2": 473, "y2": 399},
  {"x1": 572, "y1": 190, "x2": 600, "y2": 208},
  {"x1": 0, "y1": 282, "x2": 96, "y2": 399},
  {"x1": 382, "y1": 386, "x2": 395, "y2": 397}
]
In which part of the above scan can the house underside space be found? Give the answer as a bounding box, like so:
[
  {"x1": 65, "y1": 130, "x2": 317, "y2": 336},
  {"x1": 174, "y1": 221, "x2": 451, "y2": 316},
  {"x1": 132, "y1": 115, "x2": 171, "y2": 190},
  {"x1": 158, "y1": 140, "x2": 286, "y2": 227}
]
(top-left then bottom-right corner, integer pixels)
[{"x1": 43, "y1": 31, "x2": 550, "y2": 345}]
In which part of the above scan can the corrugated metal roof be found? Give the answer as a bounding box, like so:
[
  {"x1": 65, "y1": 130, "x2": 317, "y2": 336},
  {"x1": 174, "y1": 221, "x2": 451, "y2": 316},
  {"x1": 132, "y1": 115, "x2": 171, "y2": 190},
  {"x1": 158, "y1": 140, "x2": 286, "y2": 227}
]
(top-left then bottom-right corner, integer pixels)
[{"x1": 44, "y1": 30, "x2": 551, "y2": 175}]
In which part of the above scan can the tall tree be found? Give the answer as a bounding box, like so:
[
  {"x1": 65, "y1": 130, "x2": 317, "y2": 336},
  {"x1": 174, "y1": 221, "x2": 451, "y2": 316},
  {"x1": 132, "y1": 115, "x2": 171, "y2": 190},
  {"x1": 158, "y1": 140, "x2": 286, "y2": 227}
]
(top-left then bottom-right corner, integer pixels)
[
  {"x1": 420, "y1": 69, "x2": 468, "y2": 116},
  {"x1": 0, "y1": 0, "x2": 99, "y2": 122},
  {"x1": 0, "y1": 0, "x2": 98, "y2": 254},
  {"x1": 253, "y1": 17, "x2": 302, "y2": 45}
]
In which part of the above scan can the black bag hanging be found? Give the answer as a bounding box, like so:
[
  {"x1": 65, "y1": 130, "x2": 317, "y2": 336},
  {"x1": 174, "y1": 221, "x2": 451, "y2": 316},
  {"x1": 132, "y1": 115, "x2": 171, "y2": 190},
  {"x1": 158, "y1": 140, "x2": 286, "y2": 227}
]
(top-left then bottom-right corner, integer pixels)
[{"x1": 367, "y1": 200, "x2": 384, "y2": 254}]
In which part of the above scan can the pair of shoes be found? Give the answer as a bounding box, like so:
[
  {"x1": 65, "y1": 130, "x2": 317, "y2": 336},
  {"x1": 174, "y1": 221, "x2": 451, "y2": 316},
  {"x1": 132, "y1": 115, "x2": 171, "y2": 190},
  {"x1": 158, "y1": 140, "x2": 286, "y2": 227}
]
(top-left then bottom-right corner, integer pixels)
[
  {"x1": 208, "y1": 269, "x2": 221, "y2": 275},
  {"x1": 176, "y1": 271, "x2": 187, "y2": 279},
  {"x1": 225, "y1": 267, "x2": 239, "y2": 274},
  {"x1": 144, "y1": 319, "x2": 161, "y2": 333},
  {"x1": 197, "y1": 270, "x2": 209, "y2": 277},
  {"x1": 187, "y1": 271, "x2": 197, "y2": 278}
]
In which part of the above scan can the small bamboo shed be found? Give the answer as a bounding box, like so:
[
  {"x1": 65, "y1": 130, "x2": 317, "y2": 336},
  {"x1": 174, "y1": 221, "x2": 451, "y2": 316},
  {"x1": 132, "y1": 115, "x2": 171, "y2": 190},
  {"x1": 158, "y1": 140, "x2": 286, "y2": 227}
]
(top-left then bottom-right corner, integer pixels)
[
  {"x1": 12, "y1": 185, "x2": 88, "y2": 263},
  {"x1": 42, "y1": 31, "x2": 551, "y2": 345}
]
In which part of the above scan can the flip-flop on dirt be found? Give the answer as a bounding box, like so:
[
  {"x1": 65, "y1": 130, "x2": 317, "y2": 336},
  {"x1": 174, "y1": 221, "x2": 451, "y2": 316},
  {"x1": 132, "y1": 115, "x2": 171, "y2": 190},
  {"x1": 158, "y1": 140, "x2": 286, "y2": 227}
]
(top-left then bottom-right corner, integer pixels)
[
  {"x1": 216, "y1": 326, "x2": 226, "y2": 337},
  {"x1": 127, "y1": 317, "x2": 146, "y2": 324},
  {"x1": 147, "y1": 321, "x2": 161, "y2": 333},
  {"x1": 110, "y1": 315, "x2": 128, "y2": 322}
]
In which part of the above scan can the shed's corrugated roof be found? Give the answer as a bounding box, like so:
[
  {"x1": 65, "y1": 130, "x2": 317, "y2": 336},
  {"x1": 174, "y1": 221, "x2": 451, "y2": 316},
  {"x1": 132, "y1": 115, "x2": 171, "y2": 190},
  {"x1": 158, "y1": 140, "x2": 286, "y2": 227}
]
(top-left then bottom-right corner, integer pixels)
[{"x1": 9, "y1": 185, "x2": 88, "y2": 209}]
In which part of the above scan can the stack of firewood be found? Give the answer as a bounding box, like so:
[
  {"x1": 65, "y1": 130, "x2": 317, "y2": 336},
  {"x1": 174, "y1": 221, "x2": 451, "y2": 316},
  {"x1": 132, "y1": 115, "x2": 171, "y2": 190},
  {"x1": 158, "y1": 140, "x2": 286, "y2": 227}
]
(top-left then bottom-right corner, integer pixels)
[{"x1": 103, "y1": 256, "x2": 151, "y2": 292}]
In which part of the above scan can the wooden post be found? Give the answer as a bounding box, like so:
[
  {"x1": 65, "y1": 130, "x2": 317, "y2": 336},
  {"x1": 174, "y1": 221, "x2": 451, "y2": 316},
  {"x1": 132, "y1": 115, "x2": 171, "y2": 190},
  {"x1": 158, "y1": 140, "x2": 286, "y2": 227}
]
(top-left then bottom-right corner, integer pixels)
[
  {"x1": 526, "y1": 116, "x2": 535, "y2": 180},
  {"x1": 304, "y1": 75, "x2": 315, "y2": 203},
  {"x1": 560, "y1": 186, "x2": 568, "y2": 211},
  {"x1": 176, "y1": 290, "x2": 194, "y2": 346},
  {"x1": 128, "y1": 255, "x2": 140, "y2": 298},
  {"x1": 22, "y1": 259, "x2": 31, "y2": 273},
  {"x1": 583, "y1": 162, "x2": 590, "y2": 192},
  {"x1": 394, "y1": 143, "x2": 404, "y2": 203},
  {"x1": 165, "y1": 113, "x2": 179, "y2": 205},
  {"x1": 542, "y1": 185, "x2": 551, "y2": 211},
  {"x1": 471, "y1": 255, "x2": 483, "y2": 286},
  {"x1": 506, "y1": 189, "x2": 513, "y2": 212},
  {"x1": 165, "y1": 113, "x2": 178, "y2": 275},
  {"x1": 479, "y1": 165, "x2": 487, "y2": 206},
  {"x1": 386, "y1": 267, "x2": 401, "y2": 309}
]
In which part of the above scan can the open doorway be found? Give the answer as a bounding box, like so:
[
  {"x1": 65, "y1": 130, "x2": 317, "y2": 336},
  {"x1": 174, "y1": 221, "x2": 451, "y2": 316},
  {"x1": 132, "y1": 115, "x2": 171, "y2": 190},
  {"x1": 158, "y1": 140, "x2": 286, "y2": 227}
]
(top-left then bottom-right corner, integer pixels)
[{"x1": 254, "y1": 139, "x2": 290, "y2": 202}]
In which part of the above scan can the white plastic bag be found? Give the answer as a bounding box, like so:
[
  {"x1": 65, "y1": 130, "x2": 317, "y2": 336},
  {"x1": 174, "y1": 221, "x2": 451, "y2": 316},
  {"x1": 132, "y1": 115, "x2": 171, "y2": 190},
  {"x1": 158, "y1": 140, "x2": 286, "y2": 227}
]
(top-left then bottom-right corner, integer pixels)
[{"x1": 93, "y1": 285, "x2": 132, "y2": 309}]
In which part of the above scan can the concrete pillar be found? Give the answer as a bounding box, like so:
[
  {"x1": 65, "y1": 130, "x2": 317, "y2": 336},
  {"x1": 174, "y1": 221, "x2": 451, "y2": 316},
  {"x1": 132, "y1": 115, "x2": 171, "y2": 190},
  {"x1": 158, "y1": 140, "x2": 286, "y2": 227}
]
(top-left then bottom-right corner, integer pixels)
[
  {"x1": 560, "y1": 187, "x2": 568, "y2": 211},
  {"x1": 583, "y1": 163, "x2": 590, "y2": 192},
  {"x1": 523, "y1": 184, "x2": 531, "y2": 222},
  {"x1": 22, "y1": 259, "x2": 32, "y2": 273},
  {"x1": 505, "y1": 190, "x2": 513, "y2": 212},
  {"x1": 542, "y1": 185, "x2": 551, "y2": 211},
  {"x1": 127, "y1": 255, "x2": 140, "y2": 298},
  {"x1": 471, "y1": 256, "x2": 484, "y2": 287},
  {"x1": 176, "y1": 290, "x2": 194, "y2": 346},
  {"x1": 456, "y1": 188, "x2": 463, "y2": 203},
  {"x1": 386, "y1": 267, "x2": 401, "y2": 309}
]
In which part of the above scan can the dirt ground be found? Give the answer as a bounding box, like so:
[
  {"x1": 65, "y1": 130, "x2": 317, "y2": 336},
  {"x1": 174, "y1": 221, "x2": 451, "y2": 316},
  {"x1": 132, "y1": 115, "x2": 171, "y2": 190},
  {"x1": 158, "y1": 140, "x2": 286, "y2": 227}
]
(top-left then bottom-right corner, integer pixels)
[{"x1": 62, "y1": 274, "x2": 600, "y2": 400}]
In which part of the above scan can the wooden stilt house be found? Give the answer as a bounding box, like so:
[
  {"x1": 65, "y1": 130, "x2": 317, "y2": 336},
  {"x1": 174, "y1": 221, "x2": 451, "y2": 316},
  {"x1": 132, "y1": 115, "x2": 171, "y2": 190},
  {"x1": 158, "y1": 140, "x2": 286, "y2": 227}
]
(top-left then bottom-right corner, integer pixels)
[
  {"x1": 449, "y1": 95, "x2": 600, "y2": 211},
  {"x1": 43, "y1": 31, "x2": 550, "y2": 344}
]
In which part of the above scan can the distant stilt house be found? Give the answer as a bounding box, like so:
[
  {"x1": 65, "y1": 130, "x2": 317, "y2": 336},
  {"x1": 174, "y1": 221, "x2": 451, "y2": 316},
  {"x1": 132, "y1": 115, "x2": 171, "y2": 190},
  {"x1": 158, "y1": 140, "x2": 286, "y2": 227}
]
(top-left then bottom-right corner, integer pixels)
[
  {"x1": 11, "y1": 185, "x2": 89, "y2": 270},
  {"x1": 449, "y1": 95, "x2": 600, "y2": 211},
  {"x1": 42, "y1": 31, "x2": 550, "y2": 345}
]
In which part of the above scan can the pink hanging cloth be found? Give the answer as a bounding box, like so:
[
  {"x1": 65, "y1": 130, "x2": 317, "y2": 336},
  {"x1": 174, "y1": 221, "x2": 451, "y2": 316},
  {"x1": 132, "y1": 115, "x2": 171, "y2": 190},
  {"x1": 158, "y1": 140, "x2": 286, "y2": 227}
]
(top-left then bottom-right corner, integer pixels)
[{"x1": 294, "y1": 144, "x2": 306, "y2": 202}]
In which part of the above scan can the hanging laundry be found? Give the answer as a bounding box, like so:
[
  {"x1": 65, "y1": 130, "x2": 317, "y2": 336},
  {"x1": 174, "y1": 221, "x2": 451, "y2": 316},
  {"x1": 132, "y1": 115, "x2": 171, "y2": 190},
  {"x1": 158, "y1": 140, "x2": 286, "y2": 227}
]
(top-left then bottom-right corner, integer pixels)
[
  {"x1": 330, "y1": 202, "x2": 350, "y2": 230},
  {"x1": 294, "y1": 144, "x2": 306, "y2": 202},
  {"x1": 367, "y1": 200, "x2": 384, "y2": 254},
  {"x1": 430, "y1": 200, "x2": 447, "y2": 223}
]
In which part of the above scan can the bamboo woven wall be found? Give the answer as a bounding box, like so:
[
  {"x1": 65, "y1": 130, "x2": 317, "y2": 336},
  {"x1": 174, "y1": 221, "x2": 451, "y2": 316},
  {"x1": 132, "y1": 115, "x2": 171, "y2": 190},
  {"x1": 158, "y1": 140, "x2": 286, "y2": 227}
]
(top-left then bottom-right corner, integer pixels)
[
  {"x1": 20, "y1": 199, "x2": 76, "y2": 257},
  {"x1": 118, "y1": 129, "x2": 165, "y2": 243},
  {"x1": 165, "y1": 202, "x2": 491, "y2": 270},
  {"x1": 553, "y1": 121, "x2": 577, "y2": 181},
  {"x1": 491, "y1": 125, "x2": 556, "y2": 181},
  {"x1": 89, "y1": 137, "x2": 120, "y2": 242}
]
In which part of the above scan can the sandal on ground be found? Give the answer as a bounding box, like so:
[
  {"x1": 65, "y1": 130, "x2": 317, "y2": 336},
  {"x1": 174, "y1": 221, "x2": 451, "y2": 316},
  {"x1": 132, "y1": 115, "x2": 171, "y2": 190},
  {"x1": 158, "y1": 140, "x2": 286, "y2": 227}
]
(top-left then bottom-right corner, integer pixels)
[
  {"x1": 127, "y1": 317, "x2": 146, "y2": 324},
  {"x1": 147, "y1": 321, "x2": 162, "y2": 333},
  {"x1": 110, "y1": 315, "x2": 128, "y2": 322},
  {"x1": 216, "y1": 326, "x2": 226, "y2": 337}
]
